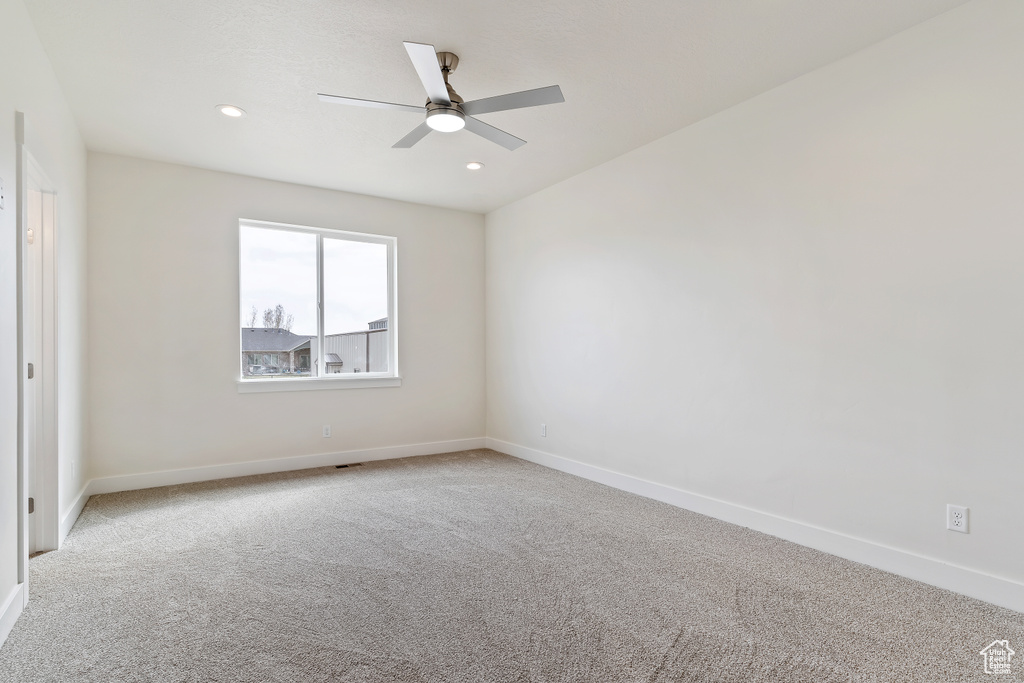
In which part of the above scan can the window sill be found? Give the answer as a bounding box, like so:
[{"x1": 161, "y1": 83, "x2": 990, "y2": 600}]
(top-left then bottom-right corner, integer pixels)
[{"x1": 237, "y1": 376, "x2": 402, "y2": 393}]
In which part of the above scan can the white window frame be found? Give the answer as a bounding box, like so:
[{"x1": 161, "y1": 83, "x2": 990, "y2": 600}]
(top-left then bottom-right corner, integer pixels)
[{"x1": 237, "y1": 218, "x2": 399, "y2": 392}]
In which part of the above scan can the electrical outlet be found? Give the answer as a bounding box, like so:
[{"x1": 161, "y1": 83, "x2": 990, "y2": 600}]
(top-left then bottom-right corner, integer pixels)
[
  {"x1": 0, "y1": 176, "x2": 5, "y2": 211},
  {"x1": 540, "y1": 423, "x2": 547, "y2": 437},
  {"x1": 322, "y1": 425, "x2": 331, "y2": 438},
  {"x1": 947, "y1": 504, "x2": 969, "y2": 533}
]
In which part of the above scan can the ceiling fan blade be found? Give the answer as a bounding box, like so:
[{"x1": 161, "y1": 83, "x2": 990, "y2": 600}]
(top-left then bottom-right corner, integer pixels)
[
  {"x1": 464, "y1": 116, "x2": 526, "y2": 151},
  {"x1": 318, "y1": 93, "x2": 425, "y2": 114},
  {"x1": 403, "y1": 42, "x2": 451, "y2": 105},
  {"x1": 462, "y1": 85, "x2": 564, "y2": 116},
  {"x1": 392, "y1": 122, "x2": 433, "y2": 148}
]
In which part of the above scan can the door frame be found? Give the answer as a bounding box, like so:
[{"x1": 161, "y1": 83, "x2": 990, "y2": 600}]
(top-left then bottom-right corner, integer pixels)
[{"x1": 16, "y1": 111, "x2": 60, "y2": 593}]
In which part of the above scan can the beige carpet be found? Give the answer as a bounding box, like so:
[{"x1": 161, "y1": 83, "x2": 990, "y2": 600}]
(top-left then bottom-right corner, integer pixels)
[{"x1": 0, "y1": 449, "x2": 1021, "y2": 682}]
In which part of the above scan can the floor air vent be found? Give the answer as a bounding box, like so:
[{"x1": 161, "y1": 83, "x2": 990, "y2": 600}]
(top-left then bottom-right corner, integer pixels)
[{"x1": 335, "y1": 463, "x2": 363, "y2": 469}]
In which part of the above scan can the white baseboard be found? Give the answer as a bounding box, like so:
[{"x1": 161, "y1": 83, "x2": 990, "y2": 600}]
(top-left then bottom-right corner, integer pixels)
[
  {"x1": 84, "y1": 437, "x2": 488, "y2": 497},
  {"x1": 486, "y1": 438, "x2": 1024, "y2": 615},
  {"x1": 0, "y1": 583, "x2": 26, "y2": 649},
  {"x1": 59, "y1": 486, "x2": 91, "y2": 547}
]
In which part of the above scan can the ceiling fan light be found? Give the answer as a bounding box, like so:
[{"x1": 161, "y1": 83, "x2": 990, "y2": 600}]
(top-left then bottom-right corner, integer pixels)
[{"x1": 426, "y1": 108, "x2": 466, "y2": 132}]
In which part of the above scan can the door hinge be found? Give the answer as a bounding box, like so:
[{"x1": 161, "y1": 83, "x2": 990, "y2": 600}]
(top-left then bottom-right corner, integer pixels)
[
  {"x1": 28, "y1": 497, "x2": 34, "y2": 514},
  {"x1": 27, "y1": 363, "x2": 34, "y2": 379}
]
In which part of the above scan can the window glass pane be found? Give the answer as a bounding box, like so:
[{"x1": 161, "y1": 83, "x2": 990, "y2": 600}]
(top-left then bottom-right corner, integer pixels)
[
  {"x1": 239, "y1": 226, "x2": 316, "y2": 377},
  {"x1": 322, "y1": 238, "x2": 389, "y2": 374}
]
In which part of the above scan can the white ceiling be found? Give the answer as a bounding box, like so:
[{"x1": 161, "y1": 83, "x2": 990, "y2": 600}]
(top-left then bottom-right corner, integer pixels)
[{"x1": 23, "y1": 0, "x2": 968, "y2": 213}]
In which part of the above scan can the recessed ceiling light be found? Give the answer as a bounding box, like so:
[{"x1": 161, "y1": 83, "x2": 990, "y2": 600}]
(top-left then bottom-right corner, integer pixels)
[
  {"x1": 466, "y1": 162, "x2": 484, "y2": 171},
  {"x1": 216, "y1": 104, "x2": 246, "y2": 118}
]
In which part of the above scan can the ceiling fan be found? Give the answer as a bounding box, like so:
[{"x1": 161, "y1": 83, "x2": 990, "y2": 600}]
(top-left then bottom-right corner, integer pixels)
[{"x1": 318, "y1": 41, "x2": 564, "y2": 151}]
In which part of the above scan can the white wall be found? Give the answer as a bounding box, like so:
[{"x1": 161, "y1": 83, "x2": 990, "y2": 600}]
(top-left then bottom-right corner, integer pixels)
[
  {"x1": 487, "y1": 0, "x2": 1024, "y2": 594},
  {"x1": 87, "y1": 153, "x2": 484, "y2": 480},
  {"x1": 0, "y1": 0, "x2": 88, "y2": 636}
]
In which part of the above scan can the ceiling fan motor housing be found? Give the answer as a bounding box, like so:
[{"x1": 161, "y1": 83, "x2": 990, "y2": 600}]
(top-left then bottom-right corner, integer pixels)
[{"x1": 425, "y1": 51, "x2": 465, "y2": 132}]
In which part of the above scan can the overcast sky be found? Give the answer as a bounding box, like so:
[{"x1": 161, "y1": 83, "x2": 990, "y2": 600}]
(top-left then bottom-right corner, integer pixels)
[{"x1": 239, "y1": 226, "x2": 387, "y2": 336}]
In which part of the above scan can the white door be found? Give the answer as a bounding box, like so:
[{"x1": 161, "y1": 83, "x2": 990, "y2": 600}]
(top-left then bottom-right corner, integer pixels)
[
  {"x1": 22, "y1": 154, "x2": 58, "y2": 555},
  {"x1": 25, "y1": 186, "x2": 41, "y2": 554}
]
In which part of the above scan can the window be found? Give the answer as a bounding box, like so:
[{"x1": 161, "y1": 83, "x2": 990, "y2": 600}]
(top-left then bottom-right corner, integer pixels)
[{"x1": 239, "y1": 219, "x2": 396, "y2": 387}]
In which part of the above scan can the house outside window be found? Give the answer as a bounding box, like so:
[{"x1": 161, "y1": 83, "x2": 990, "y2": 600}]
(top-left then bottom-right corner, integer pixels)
[
  {"x1": 238, "y1": 219, "x2": 397, "y2": 385},
  {"x1": 242, "y1": 336, "x2": 307, "y2": 376}
]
